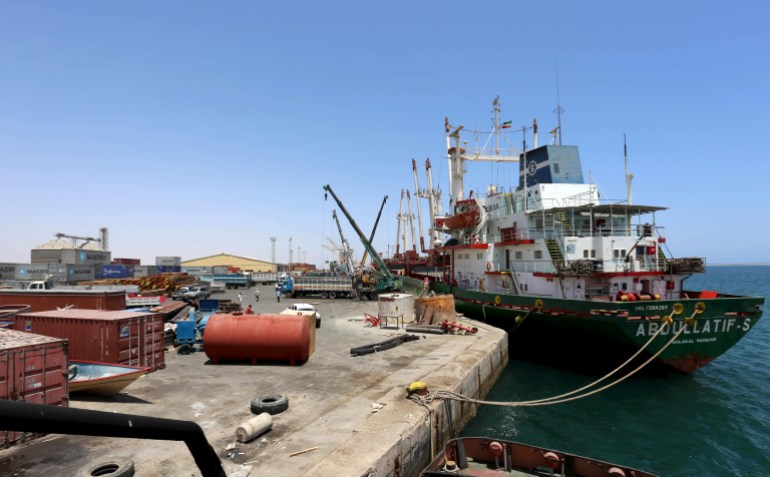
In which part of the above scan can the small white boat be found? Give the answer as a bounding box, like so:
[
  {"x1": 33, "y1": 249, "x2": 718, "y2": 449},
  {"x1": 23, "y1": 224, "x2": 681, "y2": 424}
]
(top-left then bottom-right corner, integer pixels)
[{"x1": 68, "y1": 360, "x2": 150, "y2": 396}]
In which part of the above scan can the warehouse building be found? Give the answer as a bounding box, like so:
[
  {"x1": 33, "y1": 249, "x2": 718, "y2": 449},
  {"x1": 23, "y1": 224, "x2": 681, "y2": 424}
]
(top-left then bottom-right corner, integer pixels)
[{"x1": 181, "y1": 253, "x2": 279, "y2": 274}]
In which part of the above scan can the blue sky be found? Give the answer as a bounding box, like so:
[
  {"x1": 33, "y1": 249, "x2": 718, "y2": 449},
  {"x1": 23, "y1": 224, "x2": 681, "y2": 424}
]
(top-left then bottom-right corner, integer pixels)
[{"x1": 1, "y1": 1, "x2": 768, "y2": 267}]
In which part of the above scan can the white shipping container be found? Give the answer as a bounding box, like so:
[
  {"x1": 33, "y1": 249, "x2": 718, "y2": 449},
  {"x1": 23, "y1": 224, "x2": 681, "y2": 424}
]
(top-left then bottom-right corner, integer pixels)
[
  {"x1": 15, "y1": 264, "x2": 50, "y2": 281},
  {"x1": 61, "y1": 250, "x2": 111, "y2": 266},
  {"x1": 156, "y1": 256, "x2": 181, "y2": 267},
  {"x1": 133, "y1": 266, "x2": 158, "y2": 278}
]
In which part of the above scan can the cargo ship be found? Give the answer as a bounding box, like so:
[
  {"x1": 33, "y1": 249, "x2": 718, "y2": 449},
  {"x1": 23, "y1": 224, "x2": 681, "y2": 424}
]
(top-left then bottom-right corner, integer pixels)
[{"x1": 410, "y1": 97, "x2": 764, "y2": 373}]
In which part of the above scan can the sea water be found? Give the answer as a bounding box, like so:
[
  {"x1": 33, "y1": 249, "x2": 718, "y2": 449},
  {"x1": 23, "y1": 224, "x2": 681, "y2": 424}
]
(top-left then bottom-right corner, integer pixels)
[{"x1": 462, "y1": 265, "x2": 770, "y2": 476}]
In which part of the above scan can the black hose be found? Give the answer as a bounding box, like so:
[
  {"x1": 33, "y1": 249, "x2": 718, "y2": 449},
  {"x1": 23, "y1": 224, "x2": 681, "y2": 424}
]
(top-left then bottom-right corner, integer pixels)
[{"x1": 0, "y1": 400, "x2": 226, "y2": 477}]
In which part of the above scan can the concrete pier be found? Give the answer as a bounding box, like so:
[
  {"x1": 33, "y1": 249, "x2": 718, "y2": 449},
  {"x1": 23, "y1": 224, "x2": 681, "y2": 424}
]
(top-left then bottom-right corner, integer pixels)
[{"x1": 0, "y1": 287, "x2": 508, "y2": 476}]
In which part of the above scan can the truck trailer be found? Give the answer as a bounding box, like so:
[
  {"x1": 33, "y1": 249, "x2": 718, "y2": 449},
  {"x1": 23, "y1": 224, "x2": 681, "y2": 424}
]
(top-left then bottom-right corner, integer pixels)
[{"x1": 280, "y1": 276, "x2": 353, "y2": 299}]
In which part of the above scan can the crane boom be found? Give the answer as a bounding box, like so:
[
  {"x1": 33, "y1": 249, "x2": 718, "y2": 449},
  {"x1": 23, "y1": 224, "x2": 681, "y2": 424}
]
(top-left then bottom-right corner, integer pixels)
[
  {"x1": 331, "y1": 210, "x2": 356, "y2": 274},
  {"x1": 323, "y1": 185, "x2": 396, "y2": 287},
  {"x1": 359, "y1": 195, "x2": 387, "y2": 271}
]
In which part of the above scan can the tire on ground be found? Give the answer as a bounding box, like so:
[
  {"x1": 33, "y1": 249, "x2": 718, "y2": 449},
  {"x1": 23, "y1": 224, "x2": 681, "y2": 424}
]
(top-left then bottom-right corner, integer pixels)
[
  {"x1": 250, "y1": 394, "x2": 289, "y2": 415},
  {"x1": 76, "y1": 458, "x2": 135, "y2": 477}
]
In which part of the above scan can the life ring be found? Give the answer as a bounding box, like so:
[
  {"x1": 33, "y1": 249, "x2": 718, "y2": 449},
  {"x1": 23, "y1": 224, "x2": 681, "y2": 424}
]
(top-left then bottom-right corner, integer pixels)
[{"x1": 486, "y1": 262, "x2": 493, "y2": 271}]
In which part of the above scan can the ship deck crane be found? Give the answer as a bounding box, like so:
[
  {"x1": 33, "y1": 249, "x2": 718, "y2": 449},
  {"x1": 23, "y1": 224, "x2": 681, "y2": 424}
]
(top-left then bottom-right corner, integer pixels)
[{"x1": 323, "y1": 185, "x2": 400, "y2": 295}]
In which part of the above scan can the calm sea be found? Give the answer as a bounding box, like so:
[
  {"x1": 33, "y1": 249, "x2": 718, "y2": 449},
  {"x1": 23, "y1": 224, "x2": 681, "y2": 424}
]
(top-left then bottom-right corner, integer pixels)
[{"x1": 462, "y1": 265, "x2": 770, "y2": 477}]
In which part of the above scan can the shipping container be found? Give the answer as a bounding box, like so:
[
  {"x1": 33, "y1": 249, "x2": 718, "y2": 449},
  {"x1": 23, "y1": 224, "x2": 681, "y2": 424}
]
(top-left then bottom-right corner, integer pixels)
[
  {"x1": 61, "y1": 249, "x2": 111, "y2": 266},
  {"x1": 47, "y1": 264, "x2": 67, "y2": 284},
  {"x1": 112, "y1": 258, "x2": 141, "y2": 265},
  {"x1": 0, "y1": 328, "x2": 69, "y2": 447},
  {"x1": 156, "y1": 256, "x2": 181, "y2": 267},
  {"x1": 156, "y1": 266, "x2": 181, "y2": 273},
  {"x1": 0, "y1": 263, "x2": 18, "y2": 280},
  {"x1": 181, "y1": 266, "x2": 211, "y2": 275},
  {"x1": 132, "y1": 265, "x2": 158, "y2": 278},
  {"x1": 15, "y1": 309, "x2": 164, "y2": 372},
  {"x1": 15, "y1": 264, "x2": 50, "y2": 281},
  {"x1": 66, "y1": 264, "x2": 95, "y2": 283},
  {"x1": 97, "y1": 265, "x2": 131, "y2": 279},
  {"x1": 0, "y1": 290, "x2": 126, "y2": 313}
]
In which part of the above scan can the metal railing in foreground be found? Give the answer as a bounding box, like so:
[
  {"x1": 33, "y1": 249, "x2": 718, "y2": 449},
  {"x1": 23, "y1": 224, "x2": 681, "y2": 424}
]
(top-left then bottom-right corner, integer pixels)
[{"x1": 0, "y1": 399, "x2": 226, "y2": 477}]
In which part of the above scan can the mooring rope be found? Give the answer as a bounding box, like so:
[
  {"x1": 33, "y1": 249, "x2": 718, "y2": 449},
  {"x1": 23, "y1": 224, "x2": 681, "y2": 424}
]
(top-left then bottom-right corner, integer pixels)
[{"x1": 409, "y1": 307, "x2": 700, "y2": 409}]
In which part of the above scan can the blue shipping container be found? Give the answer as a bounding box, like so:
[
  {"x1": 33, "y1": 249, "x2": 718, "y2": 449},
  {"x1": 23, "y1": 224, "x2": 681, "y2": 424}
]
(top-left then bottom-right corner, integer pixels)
[
  {"x1": 156, "y1": 266, "x2": 181, "y2": 273},
  {"x1": 97, "y1": 265, "x2": 130, "y2": 279}
]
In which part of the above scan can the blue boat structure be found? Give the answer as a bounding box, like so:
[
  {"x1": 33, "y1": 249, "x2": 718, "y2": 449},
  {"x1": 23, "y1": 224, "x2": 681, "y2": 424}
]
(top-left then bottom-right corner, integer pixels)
[{"x1": 68, "y1": 360, "x2": 150, "y2": 396}]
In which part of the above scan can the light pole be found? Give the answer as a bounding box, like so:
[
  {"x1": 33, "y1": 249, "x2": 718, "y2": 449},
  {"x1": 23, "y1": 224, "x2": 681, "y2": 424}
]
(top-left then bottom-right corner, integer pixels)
[{"x1": 270, "y1": 236, "x2": 277, "y2": 275}]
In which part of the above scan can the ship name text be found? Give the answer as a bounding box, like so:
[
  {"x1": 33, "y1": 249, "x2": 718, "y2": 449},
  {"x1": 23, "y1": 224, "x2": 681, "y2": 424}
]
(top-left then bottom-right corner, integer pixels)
[{"x1": 635, "y1": 317, "x2": 751, "y2": 337}]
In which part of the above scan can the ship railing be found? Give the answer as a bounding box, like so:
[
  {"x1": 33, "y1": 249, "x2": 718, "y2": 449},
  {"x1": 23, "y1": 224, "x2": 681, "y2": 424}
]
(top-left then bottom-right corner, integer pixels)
[{"x1": 507, "y1": 260, "x2": 558, "y2": 275}]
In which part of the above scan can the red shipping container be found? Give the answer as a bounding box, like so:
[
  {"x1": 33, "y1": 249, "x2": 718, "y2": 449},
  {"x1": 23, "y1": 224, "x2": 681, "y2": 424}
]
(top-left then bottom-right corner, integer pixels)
[
  {"x1": 0, "y1": 328, "x2": 69, "y2": 447},
  {"x1": 0, "y1": 290, "x2": 126, "y2": 313},
  {"x1": 15, "y1": 309, "x2": 164, "y2": 372}
]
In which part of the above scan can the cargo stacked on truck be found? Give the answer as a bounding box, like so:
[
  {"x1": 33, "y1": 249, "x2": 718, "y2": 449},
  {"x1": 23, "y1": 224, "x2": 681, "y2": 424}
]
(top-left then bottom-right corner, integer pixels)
[
  {"x1": 279, "y1": 275, "x2": 354, "y2": 299},
  {"x1": 250, "y1": 272, "x2": 280, "y2": 285}
]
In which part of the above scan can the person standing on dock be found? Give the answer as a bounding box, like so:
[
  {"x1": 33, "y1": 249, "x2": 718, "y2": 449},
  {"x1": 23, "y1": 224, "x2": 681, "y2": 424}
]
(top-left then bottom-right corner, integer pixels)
[
  {"x1": 237, "y1": 292, "x2": 243, "y2": 308},
  {"x1": 275, "y1": 288, "x2": 281, "y2": 303}
]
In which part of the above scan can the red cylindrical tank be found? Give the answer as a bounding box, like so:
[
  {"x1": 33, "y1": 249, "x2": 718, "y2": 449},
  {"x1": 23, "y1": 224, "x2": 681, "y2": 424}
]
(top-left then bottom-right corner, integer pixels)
[{"x1": 204, "y1": 314, "x2": 309, "y2": 365}]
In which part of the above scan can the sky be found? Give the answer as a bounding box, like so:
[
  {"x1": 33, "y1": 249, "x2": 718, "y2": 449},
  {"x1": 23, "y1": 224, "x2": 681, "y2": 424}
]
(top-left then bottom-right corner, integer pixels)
[{"x1": 1, "y1": 1, "x2": 769, "y2": 267}]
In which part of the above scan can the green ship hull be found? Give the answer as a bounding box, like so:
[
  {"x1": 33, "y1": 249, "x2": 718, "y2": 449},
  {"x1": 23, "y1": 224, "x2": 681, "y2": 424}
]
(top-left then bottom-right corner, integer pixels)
[{"x1": 433, "y1": 282, "x2": 763, "y2": 374}]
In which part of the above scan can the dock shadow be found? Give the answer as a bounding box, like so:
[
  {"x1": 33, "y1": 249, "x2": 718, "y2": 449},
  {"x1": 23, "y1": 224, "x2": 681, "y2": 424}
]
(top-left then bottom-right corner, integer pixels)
[{"x1": 69, "y1": 393, "x2": 154, "y2": 404}]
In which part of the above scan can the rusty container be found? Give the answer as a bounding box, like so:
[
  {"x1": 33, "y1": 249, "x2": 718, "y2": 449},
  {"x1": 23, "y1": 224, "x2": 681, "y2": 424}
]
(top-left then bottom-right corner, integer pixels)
[
  {"x1": 204, "y1": 314, "x2": 309, "y2": 365},
  {"x1": 414, "y1": 294, "x2": 456, "y2": 325},
  {"x1": 15, "y1": 309, "x2": 164, "y2": 372},
  {"x1": 0, "y1": 328, "x2": 69, "y2": 447},
  {"x1": 0, "y1": 290, "x2": 126, "y2": 313}
]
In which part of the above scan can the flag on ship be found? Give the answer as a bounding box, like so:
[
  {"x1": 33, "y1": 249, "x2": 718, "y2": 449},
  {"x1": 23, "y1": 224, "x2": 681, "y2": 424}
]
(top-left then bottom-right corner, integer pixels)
[{"x1": 501, "y1": 120, "x2": 512, "y2": 129}]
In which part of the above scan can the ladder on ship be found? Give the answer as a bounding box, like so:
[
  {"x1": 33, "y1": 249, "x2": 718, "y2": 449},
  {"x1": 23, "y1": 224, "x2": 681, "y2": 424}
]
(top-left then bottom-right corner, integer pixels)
[
  {"x1": 556, "y1": 211, "x2": 575, "y2": 236},
  {"x1": 545, "y1": 238, "x2": 568, "y2": 299},
  {"x1": 546, "y1": 239, "x2": 565, "y2": 267},
  {"x1": 657, "y1": 248, "x2": 668, "y2": 272}
]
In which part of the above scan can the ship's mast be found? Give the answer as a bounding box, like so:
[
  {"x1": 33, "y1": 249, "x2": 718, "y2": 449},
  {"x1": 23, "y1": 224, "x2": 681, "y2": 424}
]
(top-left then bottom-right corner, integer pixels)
[
  {"x1": 446, "y1": 119, "x2": 465, "y2": 204},
  {"x1": 493, "y1": 96, "x2": 501, "y2": 155},
  {"x1": 624, "y1": 133, "x2": 634, "y2": 205},
  {"x1": 445, "y1": 97, "x2": 521, "y2": 206},
  {"x1": 555, "y1": 69, "x2": 564, "y2": 145},
  {"x1": 412, "y1": 159, "x2": 427, "y2": 252},
  {"x1": 424, "y1": 159, "x2": 442, "y2": 248},
  {"x1": 407, "y1": 190, "x2": 417, "y2": 253}
]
